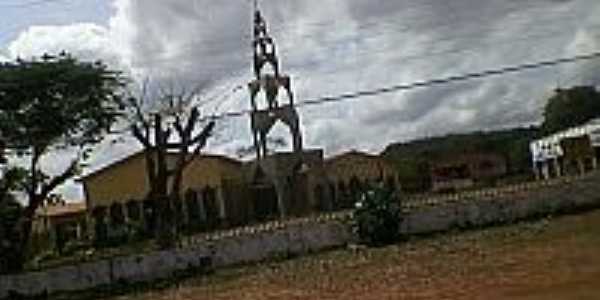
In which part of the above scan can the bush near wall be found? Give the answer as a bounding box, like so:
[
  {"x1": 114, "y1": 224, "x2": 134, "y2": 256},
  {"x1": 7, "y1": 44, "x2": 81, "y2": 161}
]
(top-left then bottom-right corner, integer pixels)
[{"x1": 352, "y1": 183, "x2": 404, "y2": 246}]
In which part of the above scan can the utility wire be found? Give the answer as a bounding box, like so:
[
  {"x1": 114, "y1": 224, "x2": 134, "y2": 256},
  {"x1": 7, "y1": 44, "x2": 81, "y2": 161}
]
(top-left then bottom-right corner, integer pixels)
[{"x1": 200, "y1": 50, "x2": 600, "y2": 121}]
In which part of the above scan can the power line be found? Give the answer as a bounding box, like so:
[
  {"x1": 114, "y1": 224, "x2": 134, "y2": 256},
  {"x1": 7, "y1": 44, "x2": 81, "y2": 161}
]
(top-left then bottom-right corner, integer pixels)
[
  {"x1": 300, "y1": 52, "x2": 600, "y2": 106},
  {"x1": 202, "y1": 50, "x2": 600, "y2": 121}
]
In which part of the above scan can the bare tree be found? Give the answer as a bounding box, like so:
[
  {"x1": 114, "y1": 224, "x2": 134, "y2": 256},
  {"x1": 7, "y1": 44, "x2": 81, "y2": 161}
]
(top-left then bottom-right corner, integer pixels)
[{"x1": 127, "y1": 81, "x2": 216, "y2": 247}]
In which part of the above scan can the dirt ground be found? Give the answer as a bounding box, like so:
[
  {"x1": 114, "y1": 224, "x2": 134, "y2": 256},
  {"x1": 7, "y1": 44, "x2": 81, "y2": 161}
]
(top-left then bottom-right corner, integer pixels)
[{"x1": 100, "y1": 210, "x2": 600, "y2": 300}]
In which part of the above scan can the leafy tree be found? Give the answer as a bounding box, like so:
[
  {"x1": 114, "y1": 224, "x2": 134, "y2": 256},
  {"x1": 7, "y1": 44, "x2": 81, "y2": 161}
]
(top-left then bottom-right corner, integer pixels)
[
  {"x1": 542, "y1": 86, "x2": 600, "y2": 134},
  {"x1": 352, "y1": 182, "x2": 403, "y2": 247},
  {"x1": 127, "y1": 83, "x2": 215, "y2": 248},
  {"x1": 0, "y1": 53, "x2": 126, "y2": 271}
]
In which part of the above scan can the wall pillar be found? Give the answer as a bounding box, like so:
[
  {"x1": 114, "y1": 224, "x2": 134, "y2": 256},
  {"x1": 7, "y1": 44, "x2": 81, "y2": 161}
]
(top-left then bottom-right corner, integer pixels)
[
  {"x1": 91, "y1": 207, "x2": 108, "y2": 245},
  {"x1": 75, "y1": 221, "x2": 83, "y2": 240},
  {"x1": 533, "y1": 164, "x2": 541, "y2": 180},
  {"x1": 541, "y1": 162, "x2": 550, "y2": 180},
  {"x1": 592, "y1": 157, "x2": 598, "y2": 170},
  {"x1": 137, "y1": 201, "x2": 146, "y2": 230},
  {"x1": 552, "y1": 158, "x2": 562, "y2": 178},
  {"x1": 197, "y1": 192, "x2": 206, "y2": 223},
  {"x1": 274, "y1": 179, "x2": 288, "y2": 219},
  {"x1": 217, "y1": 187, "x2": 228, "y2": 227},
  {"x1": 121, "y1": 203, "x2": 130, "y2": 224},
  {"x1": 180, "y1": 194, "x2": 190, "y2": 228},
  {"x1": 577, "y1": 159, "x2": 585, "y2": 175},
  {"x1": 86, "y1": 212, "x2": 95, "y2": 241},
  {"x1": 48, "y1": 220, "x2": 57, "y2": 252}
]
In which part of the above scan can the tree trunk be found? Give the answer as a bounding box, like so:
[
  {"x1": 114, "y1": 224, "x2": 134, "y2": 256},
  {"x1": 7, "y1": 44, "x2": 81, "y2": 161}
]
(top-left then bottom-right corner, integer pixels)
[{"x1": 12, "y1": 202, "x2": 37, "y2": 272}]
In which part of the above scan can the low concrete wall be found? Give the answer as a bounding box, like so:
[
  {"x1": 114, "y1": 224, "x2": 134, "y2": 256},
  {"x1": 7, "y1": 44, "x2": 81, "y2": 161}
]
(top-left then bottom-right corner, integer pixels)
[
  {"x1": 2, "y1": 172, "x2": 599, "y2": 299},
  {"x1": 402, "y1": 173, "x2": 600, "y2": 235},
  {"x1": 0, "y1": 221, "x2": 351, "y2": 299}
]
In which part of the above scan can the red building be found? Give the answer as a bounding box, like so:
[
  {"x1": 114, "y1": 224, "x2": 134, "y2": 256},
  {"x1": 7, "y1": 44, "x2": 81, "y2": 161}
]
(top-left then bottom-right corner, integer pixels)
[{"x1": 430, "y1": 153, "x2": 507, "y2": 192}]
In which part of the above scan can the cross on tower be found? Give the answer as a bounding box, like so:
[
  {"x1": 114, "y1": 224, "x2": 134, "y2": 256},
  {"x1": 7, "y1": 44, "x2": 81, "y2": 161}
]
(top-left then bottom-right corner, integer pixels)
[{"x1": 247, "y1": 4, "x2": 303, "y2": 159}]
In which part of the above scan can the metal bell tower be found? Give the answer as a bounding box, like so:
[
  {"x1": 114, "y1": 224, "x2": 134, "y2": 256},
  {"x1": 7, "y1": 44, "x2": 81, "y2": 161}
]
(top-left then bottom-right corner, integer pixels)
[{"x1": 247, "y1": 1, "x2": 303, "y2": 159}]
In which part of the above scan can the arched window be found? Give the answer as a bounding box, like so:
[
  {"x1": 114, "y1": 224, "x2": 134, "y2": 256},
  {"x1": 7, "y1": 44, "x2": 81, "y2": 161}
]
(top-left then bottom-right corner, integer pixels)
[
  {"x1": 329, "y1": 183, "x2": 337, "y2": 210},
  {"x1": 172, "y1": 197, "x2": 185, "y2": 229},
  {"x1": 92, "y1": 207, "x2": 108, "y2": 246},
  {"x1": 386, "y1": 175, "x2": 397, "y2": 191},
  {"x1": 314, "y1": 184, "x2": 325, "y2": 212},
  {"x1": 338, "y1": 181, "x2": 350, "y2": 209},
  {"x1": 109, "y1": 203, "x2": 125, "y2": 225},
  {"x1": 185, "y1": 189, "x2": 200, "y2": 220},
  {"x1": 338, "y1": 181, "x2": 347, "y2": 198},
  {"x1": 203, "y1": 186, "x2": 219, "y2": 229},
  {"x1": 349, "y1": 176, "x2": 362, "y2": 198},
  {"x1": 126, "y1": 200, "x2": 141, "y2": 221},
  {"x1": 142, "y1": 200, "x2": 156, "y2": 234},
  {"x1": 92, "y1": 206, "x2": 107, "y2": 219}
]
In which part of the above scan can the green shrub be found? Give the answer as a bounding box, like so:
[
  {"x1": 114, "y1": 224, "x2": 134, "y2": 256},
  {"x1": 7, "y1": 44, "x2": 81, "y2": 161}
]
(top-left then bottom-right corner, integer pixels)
[{"x1": 352, "y1": 183, "x2": 403, "y2": 247}]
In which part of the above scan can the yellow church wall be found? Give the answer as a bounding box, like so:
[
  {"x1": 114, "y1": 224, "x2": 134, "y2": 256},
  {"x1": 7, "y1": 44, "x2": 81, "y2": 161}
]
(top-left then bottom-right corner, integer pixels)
[
  {"x1": 81, "y1": 151, "x2": 245, "y2": 210},
  {"x1": 82, "y1": 152, "x2": 150, "y2": 209}
]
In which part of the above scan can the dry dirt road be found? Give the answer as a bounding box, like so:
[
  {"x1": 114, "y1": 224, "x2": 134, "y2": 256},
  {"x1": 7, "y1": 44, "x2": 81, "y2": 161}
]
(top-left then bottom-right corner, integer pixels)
[{"x1": 90, "y1": 210, "x2": 600, "y2": 300}]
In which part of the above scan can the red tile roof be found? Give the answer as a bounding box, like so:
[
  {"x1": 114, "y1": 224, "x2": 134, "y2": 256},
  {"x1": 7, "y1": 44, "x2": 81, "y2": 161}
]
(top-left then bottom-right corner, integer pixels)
[{"x1": 36, "y1": 202, "x2": 87, "y2": 218}]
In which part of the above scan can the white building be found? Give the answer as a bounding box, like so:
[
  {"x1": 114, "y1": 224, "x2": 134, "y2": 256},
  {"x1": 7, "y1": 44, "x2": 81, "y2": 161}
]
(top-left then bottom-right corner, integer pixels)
[{"x1": 530, "y1": 118, "x2": 600, "y2": 179}]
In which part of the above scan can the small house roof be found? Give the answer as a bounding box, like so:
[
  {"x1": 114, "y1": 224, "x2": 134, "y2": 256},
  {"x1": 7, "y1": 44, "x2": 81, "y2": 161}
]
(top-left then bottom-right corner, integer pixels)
[{"x1": 36, "y1": 202, "x2": 86, "y2": 218}]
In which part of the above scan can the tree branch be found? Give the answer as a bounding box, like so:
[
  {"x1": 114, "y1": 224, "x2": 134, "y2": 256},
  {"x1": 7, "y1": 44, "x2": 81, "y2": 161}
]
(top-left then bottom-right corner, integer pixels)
[
  {"x1": 183, "y1": 121, "x2": 215, "y2": 168},
  {"x1": 131, "y1": 124, "x2": 151, "y2": 149},
  {"x1": 190, "y1": 120, "x2": 215, "y2": 146},
  {"x1": 39, "y1": 157, "x2": 79, "y2": 199},
  {"x1": 27, "y1": 147, "x2": 42, "y2": 200},
  {"x1": 184, "y1": 107, "x2": 200, "y2": 137}
]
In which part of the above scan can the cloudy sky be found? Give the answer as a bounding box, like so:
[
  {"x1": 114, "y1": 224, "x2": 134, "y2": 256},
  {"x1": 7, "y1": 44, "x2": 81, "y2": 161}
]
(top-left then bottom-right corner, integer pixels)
[{"x1": 2, "y1": 0, "x2": 600, "y2": 200}]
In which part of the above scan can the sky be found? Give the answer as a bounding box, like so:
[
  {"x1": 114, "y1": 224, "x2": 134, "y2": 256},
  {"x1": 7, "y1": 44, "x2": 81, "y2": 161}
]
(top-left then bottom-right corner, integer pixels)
[{"x1": 1, "y1": 0, "x2": 600, "y2": 200}]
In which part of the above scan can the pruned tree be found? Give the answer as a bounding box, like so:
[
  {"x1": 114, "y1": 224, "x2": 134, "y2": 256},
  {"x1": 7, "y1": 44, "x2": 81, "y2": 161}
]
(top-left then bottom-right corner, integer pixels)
[
  {"x1": 0, "y1": 52, "x2": 126, "y2": 271},
  {"x1": 127, "y1": 81, "x2": 216, "y2": 247}
]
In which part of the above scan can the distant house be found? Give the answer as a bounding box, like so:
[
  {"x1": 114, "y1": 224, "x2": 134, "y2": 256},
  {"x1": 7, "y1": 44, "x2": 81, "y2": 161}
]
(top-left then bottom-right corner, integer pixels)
[
  {"x1": 325, "y1": 150, "x2": 400, "y2": 208},
  {"x1": 430, "y1": 153, "x2": 507, "y2": 192},
  {"x1": 32, "y1": 200, "x2": 87, "y2": 254},
  {"x1": 530, "y1": 118, "x2": 600, "y2": 179}
]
